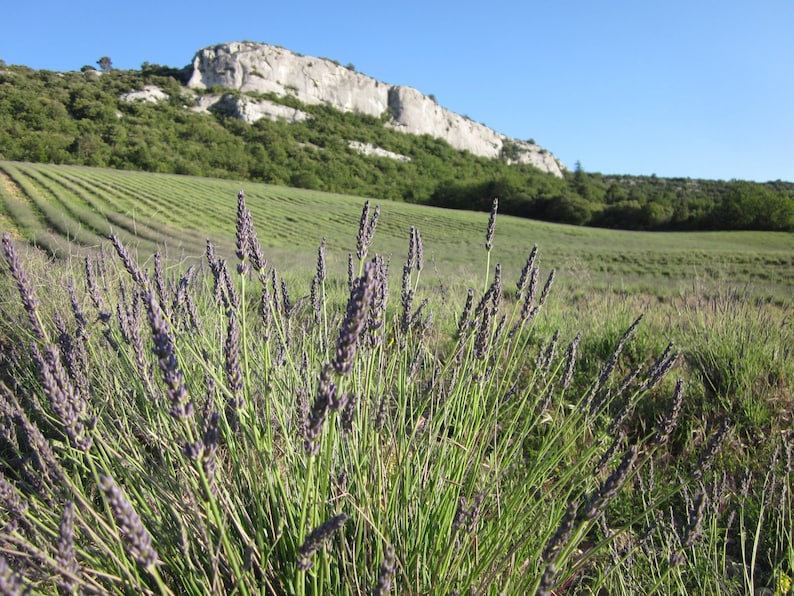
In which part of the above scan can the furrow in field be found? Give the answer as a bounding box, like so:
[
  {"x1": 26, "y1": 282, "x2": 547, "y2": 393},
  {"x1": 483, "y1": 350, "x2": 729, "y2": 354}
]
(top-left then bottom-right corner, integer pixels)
[
  {"x1": 0, "y1": 163, "x2": 108, "y2": 249},
  {"x1": 14, "y1": 166, "x2": 117, "y2": 248},
  {"x1": 54, "y1": 167, "x2": 224, "y2": 254},
  {"x1": 37, "y1": 167, "x2": 201, "y2": 250}
]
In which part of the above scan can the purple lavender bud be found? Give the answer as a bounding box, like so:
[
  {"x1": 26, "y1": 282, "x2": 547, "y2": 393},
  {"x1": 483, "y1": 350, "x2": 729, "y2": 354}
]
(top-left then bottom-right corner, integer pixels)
[
  {"x1": 515, "y1": 245, "x2": 538, "y2": 300},
  {"x1": 485, "y1": 198, "x2": 498, "y2": 251},
  {"x1": 540, "y1": 501, "x2": 578, "y2": 573},
  {"x1": 561, "y1": 332, "x2": 582, "y2": 390},
  {"x1": 225, "y1": 311, "x2": 244, "y2": 409},
  {"x1": 457, "y1": 288, "x2": 475, "y2": 339},
  {"x1": 356, "y1": 202, "x2": 381, "y2": 261},
  {"x1": 281, "y1": 279, "x2": 292, "y2": 318},
  {"x1": 237, "y1": 193, "x2": 267, "y2": 274},
  {"x1": 2, "y1": 233, "x2": 46, "y2": 341},
  {"x1": 347, "y1": 253, "x2": 354, "y2": 291},
  {"x1": 201, "y1": 411, "x2": 220, "y2": 496},
  {"x1": 56, "y1": 501, "x2": 79, "y2": 593},
  {"x1": 99, "y1": 475, "x2": 159, "y2": 568},
  {"x1": 474, "y1": 304, "x2": 493, "y2": 360},
  {"x1": 539, "y1": 269, "x2": 556, "y2": 306},
  {"x1": 153, "y1": 251, "x2": 170, "y2": 317},
  {"x1": 109, "y1": 234, "x2": 148, "y2": 288},
  {"x1": 587, "y1": 314, "x2": 644, "y2": 409},
  {"x1": 0, "y1": 472, "x2": 29, "y2": 533},
  {"x1": 593, "y1": 432, "x2": 626, "y2": 476},
  {"x1": 32, "y1": 343, "x2": 92, "y2": 451},
  {"x1": 310, "y1": 275, "x2": 321, "y2": 324},
  {"x1": 640, "y1": 342, "x2": 679, "y2": 391},
  {"x1": 248, "y1": 228, "x2": 267, "y2": 274},
  {"x1": 304, "y1": 365, "x2": 337, "y2": 455},
  {"x1": 144, "y1": 292, "x2": 193, "y2": 420},
  {"x1": 407, "y1": 226, "x2": 417, "y2": 271},
  {"x1": 581, "y1": 445, "x2": 638, "y2": 521},
  {"x1": 372, "y1": 546, "x2": 397, "y2": 596},
  {"x1": 414, "y1": 227, "x2": 423, "y2": 272},
  {"x1": 0, "y1": 556, "x2": 25, "y2": 595},
  {"x1": 356, "y1": 201, "x2": 372, "y2": 260},
  {"x1": 652, "y1": 378, "x2": 685, "y2": 446},
  {"x1": 693, "y1": 418, "x2": 731, "y2": 481},
  {"x1": 366, "y1": 205, "x2": 381, "y2": 249},
  {"x1": 4, "y1": 391, "x2": 65, "y2": 491},
  {"x1": 367, "y1": 256, "x2": 389, "y2": 347},
  {"x1": 332, "y1": 263, "x2": 376, "y2": 375},
  {"x1": 340, "y1": 392, "x2": 357, "y2": 433},
  {"x1": 219, "y1": 260, "x2": 240, "y2": 311},
  {"x1": 85, "y1": 254, "x2": 111, "y2": 323},
  {"x1": 316, "y1": 238, "x2": 327, "y2": 282},
  {"x1": 235, "y1": 190, "x2": 250, "y2": 275},
  {"x1": 296, "y1": 513, "x2": 348, "y2": 570},
  {"x1": 399, "y1": 262, "x2": 414, "y2": 338},
  {"x1": 206, "y1": 239, "x2": 222, "y2": 305}
]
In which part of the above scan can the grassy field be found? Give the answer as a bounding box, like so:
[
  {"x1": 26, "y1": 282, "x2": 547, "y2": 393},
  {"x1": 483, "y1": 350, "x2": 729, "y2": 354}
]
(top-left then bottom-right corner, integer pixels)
[
  {"x1": 2, "y1": 161, "x2": 792, "y2": 303},
  {"x1": 0, "y1": 161, "x2": 792, "y2": 594}
]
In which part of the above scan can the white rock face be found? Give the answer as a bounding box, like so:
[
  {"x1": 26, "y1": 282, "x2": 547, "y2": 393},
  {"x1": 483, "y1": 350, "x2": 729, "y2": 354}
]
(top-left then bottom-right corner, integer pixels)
[
  {"x1": 188, "y1": 42, "x2": 390, "y2": 115},
  {"x1": 119, "y1": 85, "x2": 170, "y2": 104},
  {"x1": 348, "y1": 141, "x2": 411, "y2": 162},
  {"x1": 386, "y1": 86, "x2": 502, "y2": 158},
  {"x1": 189, "y1": 93, "x2": 310, "y2": 124},
  {"x1": 188, "y1": 42, "x2": 565, "y2": 177}
]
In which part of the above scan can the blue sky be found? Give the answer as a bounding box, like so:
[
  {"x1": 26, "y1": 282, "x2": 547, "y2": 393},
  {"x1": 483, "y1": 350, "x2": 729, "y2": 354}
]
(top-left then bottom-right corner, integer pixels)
[{"x1": 3, "y1": 1, "x2": 792, "y2": 182}]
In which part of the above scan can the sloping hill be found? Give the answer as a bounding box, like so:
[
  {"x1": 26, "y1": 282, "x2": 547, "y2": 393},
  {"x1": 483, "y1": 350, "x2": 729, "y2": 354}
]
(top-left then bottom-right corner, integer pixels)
[{"x1": 2, "y1": 161, "x2": 792, "y2": 302}]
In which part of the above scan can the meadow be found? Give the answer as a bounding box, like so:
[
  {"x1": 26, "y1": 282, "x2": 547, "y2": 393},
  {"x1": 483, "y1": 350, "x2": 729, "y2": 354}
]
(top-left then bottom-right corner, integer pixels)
[{"x1": 0, "y1": 161, "x2": 792, "y2": 594}]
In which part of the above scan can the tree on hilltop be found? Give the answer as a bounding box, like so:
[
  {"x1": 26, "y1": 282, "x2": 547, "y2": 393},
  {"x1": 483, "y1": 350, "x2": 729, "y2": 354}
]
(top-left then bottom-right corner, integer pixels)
[{"x1": 96, "y1": 56, "x2": 112, "y2": 73}]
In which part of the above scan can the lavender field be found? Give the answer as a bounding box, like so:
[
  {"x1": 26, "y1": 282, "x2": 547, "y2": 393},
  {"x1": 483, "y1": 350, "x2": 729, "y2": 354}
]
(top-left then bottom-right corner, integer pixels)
[{"x1": 0, "y1": 165, "x2": 792, "y2": 594}]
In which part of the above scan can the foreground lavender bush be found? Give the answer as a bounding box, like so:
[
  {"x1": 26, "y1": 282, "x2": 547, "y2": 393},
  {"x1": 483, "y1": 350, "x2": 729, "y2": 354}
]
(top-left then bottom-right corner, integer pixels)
[{"x1": 0, "y1": 193, "x2": 790, "y2": 594}]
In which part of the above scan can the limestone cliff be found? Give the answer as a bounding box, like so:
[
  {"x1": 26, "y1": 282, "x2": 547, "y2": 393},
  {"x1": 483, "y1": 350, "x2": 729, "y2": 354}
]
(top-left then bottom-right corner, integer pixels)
[{"x1": 187, "y1": 42, "x2": 565, "y2": 177}]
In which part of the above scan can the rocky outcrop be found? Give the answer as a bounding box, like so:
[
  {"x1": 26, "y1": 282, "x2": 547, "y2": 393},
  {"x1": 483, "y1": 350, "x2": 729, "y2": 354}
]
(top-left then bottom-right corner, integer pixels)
[
  {"x1": 188, "y1": 42, "x2": 565, "y2": 177},
  {"x1": 120, "y1": 85, "x2": 170, "y2": 104},
  {"x1": 189, "y1": 93, "x2": 310, "y2": 124},
  {"x1": 348, "y1": 141, "x2": 411, "y2": 162}
]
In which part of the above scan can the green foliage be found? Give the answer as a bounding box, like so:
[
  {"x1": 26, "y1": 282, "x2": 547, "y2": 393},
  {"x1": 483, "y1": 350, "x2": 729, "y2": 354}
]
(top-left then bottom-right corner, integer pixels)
[
  {"x1": 0, "y1": 64, "x2": 792, "y2": 231},
  {"x1": 96, "y1": 56, "x2": 112, "y2": 73}
]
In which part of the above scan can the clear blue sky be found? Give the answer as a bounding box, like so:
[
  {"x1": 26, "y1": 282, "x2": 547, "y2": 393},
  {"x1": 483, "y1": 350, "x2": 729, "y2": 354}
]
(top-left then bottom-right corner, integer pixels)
[{"x1": 3, "y1": 1, "x2": 793, "y2": 182}]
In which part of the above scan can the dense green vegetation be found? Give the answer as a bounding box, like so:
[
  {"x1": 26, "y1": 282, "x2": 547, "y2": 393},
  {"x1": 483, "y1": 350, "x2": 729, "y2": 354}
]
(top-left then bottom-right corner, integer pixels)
[{"x1": 1, "y1": 61, "x2": 792, "y2": 232}]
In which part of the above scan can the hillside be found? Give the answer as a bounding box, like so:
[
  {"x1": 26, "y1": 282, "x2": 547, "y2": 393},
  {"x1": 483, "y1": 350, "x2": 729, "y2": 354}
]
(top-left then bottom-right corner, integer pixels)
[
  {"x1": 2, "y1": 161, "x2": 792, "y2": 304},
  {"x1": 0, "y1": 47, "x2": 793, "y2": 232}
]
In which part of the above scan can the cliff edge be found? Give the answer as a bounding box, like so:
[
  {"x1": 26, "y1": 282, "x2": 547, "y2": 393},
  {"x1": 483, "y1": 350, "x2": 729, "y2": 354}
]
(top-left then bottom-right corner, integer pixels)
[{"x1": 187, "y1": 42, "x2": 564, "y2": 177}]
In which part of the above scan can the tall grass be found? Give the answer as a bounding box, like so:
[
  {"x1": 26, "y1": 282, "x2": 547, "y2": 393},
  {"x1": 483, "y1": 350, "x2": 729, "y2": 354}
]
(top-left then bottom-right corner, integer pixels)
[{"x1": 0, "y1": 191, "x2": 791, "y2": 594}]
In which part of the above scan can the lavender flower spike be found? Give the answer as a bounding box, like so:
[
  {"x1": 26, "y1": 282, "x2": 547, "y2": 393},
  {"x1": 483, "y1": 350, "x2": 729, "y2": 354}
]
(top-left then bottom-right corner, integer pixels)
[
  {"x1": 372, "y1": 546, "x2": 397, "y2": 596},
  {"x1": 99, "y1": 475, "x2": 159, "y2": 568},
  {"x1": 144, "y1": 292, "x2": 193, "y2": 420},
  {"x1": 297, "y1": 513, "x2": 349, "y2": 570},
  {"x1": 332, "y1": 262, "x2": 376, "y2": 375},
  {"x1": 485, "y1": 198, "x2": 498, "y2": 251},
  {"x1": 2, "y1": 233, "x2": 46, "y2": 341},
  {"x1": 56, "y1": 501, "x2": 80, "y2": 593}
]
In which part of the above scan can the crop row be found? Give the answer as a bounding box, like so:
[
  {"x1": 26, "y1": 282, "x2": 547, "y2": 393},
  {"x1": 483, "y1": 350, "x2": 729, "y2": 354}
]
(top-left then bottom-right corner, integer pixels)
[{"x1": 0, "y1": 161, "x2": 792, "y2": 303}]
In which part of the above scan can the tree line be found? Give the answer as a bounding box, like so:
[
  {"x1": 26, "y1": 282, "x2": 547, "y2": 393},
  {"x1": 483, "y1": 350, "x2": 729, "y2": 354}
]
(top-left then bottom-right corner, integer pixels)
[{"x1": 0, "y1": 62, "x2": 792, "y2": 231}]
